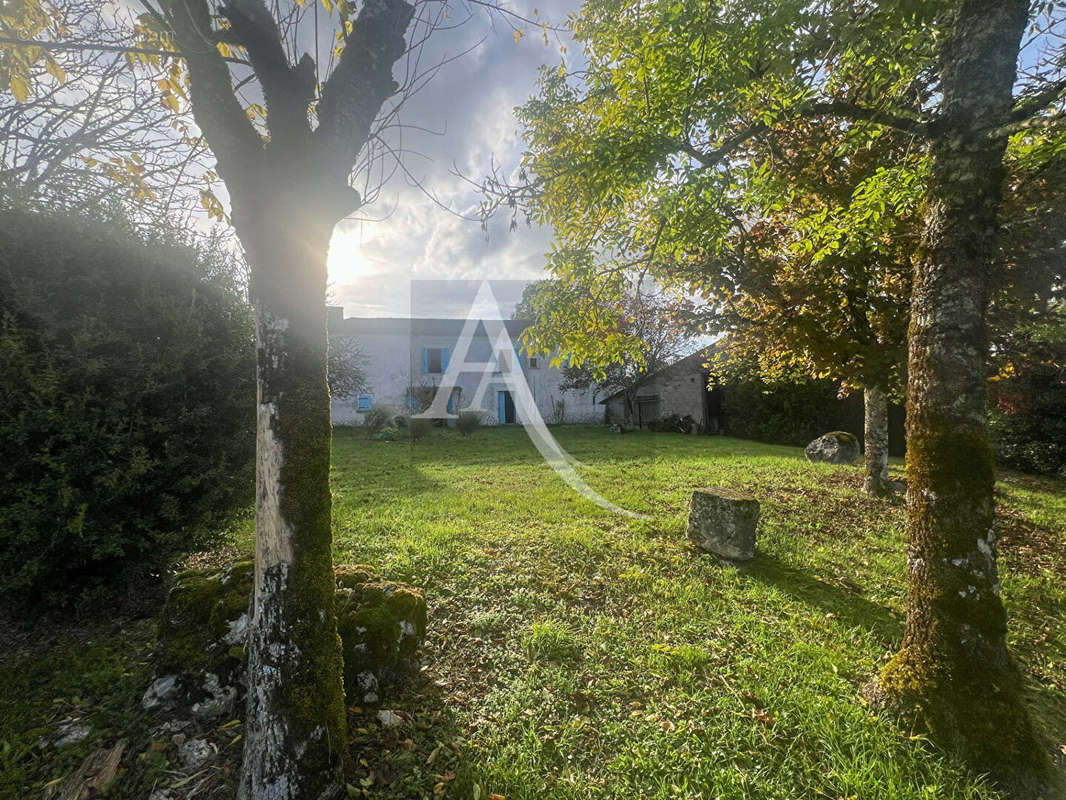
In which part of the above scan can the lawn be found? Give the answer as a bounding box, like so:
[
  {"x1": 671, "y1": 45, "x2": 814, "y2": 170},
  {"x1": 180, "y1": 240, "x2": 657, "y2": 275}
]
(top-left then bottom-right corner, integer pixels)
[
  {"x1": 324, "y1": 426, "x2": 1066, "y2": 800},
  {"x1": 2, "y1": 426, "x2": 1064, "y2": 799}
]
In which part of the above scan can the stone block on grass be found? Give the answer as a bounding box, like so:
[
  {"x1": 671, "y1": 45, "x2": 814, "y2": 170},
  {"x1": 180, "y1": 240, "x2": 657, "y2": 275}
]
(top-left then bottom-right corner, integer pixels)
[
  {"x1": 804, "y1": 431, "x2": 860, "y2": 464},
  {"x1": 687, "y1": 488, "x2": 759, "y2": 561}
]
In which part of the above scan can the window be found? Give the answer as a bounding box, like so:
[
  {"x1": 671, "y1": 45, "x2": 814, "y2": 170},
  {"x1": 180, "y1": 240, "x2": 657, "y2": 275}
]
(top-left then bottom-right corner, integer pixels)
[
  {"x1": 528, "y1": 356, "x2": 539, "y2": 369},
  {"x1": 423, "y1": 347, "x2": 447, "y2": 374},
  {"x1": 356, "y1": 394, "x2": 372, "y2": 412}
]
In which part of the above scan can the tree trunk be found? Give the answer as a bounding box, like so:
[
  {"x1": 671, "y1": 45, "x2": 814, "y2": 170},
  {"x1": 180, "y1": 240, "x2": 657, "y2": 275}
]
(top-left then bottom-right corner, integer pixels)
[
  {"x1": 879, "y1": 0, "x2": 1044, "y2": 789},
  {"x1": 237, "y1": 209, "x2": 348, "y2": 800},
  {"x1": 862, "y1": 386, "x2": 890, "y2": 496}
]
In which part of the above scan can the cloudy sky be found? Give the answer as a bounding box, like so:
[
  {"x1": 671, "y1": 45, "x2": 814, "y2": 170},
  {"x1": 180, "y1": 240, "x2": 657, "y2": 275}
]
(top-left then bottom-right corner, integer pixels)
[{"x1": 325, "y1": 0, "x2": 580, "y2": 319}]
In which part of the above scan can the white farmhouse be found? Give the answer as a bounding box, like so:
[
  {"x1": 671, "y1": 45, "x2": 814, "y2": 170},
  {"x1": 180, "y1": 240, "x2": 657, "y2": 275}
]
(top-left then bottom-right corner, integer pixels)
[{"x1": 327, "y1": 307, "x2": 603, "y2": 426}]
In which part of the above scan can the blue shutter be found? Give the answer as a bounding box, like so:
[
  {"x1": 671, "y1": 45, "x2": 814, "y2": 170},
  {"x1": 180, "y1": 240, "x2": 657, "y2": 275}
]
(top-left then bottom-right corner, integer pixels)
[
  {"x1": 442, "y1": 347, "x2": 450, "y2": 372},
  {"x1": 422, "y1": 347, "x2": 429, "y2": 374}
]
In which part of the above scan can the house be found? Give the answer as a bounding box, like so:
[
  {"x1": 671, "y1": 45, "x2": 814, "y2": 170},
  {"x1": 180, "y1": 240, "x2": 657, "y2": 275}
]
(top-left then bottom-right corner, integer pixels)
[
  {"x1": 327, "y1": 307, "x2": 603, "y2": 426},
  {"x1": 601, "y1": 351, "x2": 724, "y2": 432}
]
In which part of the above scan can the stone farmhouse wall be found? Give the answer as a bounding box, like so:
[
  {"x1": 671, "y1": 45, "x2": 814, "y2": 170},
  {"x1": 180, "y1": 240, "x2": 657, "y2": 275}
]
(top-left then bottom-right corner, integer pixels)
[
  {"x1": 604, "y1": 352, "x2": 716, "y2": 430},
  {"x1": 328, "y1": 311, "x2": 602, "y2": 426}
]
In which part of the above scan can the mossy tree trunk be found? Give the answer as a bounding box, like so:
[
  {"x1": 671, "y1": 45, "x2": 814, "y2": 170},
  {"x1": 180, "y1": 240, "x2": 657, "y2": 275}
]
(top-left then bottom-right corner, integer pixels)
[
  {"x1": 159, "y1": 2, "x2": 415, "y2": 798},
  {"x1": 862, "y1": 385, "x2": 890, "y2": 497},
  {"x1": 879, "y1": 0, "x2": 1044, "y2": 788},
  {"x1": 236, "y1": 194, "x2": 348, "y2": 800}
]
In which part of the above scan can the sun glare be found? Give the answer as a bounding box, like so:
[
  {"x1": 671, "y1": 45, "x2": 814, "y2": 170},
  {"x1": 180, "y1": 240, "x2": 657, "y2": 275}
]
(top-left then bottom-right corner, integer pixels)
[{"x1": 327, "y1": 228, "x2": 367, "y2": 285}]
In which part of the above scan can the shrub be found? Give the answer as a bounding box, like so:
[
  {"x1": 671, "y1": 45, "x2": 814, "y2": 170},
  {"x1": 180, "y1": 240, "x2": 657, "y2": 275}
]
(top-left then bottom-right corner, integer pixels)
[
  {"x1": 456, "y1": 411, "x2": 482, "y2": 436},
  {"x1": 0, "y1": 209, "x2": 255, "y2": 611},
  {"x1": 989, "y1": 365, "x2": 1066, "y2": 476},
  {"x1": 407, "y1": 417, "x2": 433, "y2": 441},
  {"x1": 363, "y1": 406, "x2": 391, "y2": 438},
  {"x1": 374, "y1": 426, "x2": 400, "y2": 442}
]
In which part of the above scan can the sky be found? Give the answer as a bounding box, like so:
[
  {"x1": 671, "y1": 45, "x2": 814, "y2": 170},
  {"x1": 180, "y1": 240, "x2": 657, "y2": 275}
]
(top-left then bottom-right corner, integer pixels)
[{"x1": 324, "y1": 0, "x2": 580, "y2": 320}]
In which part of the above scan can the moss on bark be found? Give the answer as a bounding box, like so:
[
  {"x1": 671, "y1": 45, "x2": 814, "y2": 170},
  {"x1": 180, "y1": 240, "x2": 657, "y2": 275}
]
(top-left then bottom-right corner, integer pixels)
[{"x1": 880, "y1": 0, "x2": 1048, "y2": 792}]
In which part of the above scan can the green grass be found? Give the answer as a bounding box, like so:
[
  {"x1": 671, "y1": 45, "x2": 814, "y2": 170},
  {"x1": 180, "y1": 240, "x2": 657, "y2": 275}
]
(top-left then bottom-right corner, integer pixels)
[
  {"x1": 325, "y1": 426, "x2": 1066, "y2": 800},
  {"x1": 2, "y1": 426, "x2": 1063, "y2": 799}
]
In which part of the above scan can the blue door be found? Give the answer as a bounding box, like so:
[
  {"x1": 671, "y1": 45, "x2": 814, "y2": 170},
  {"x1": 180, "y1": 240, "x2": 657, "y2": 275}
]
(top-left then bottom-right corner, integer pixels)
[{"x1": 497, "y1": 391, "x2": 516, "y2": 424}]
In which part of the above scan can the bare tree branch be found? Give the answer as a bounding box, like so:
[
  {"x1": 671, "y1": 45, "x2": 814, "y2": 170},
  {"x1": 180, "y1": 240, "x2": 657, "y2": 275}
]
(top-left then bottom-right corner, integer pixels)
[{"x1": 160, "y1": 0, "x2": 262, "y2": 191}]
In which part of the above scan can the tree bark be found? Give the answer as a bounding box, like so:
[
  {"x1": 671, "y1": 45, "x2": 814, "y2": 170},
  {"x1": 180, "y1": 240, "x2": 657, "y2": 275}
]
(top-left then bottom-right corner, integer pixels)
[
  {"x1": 236, "y1": 205, "x2": 348, "y2": 800},
  {"x1": 879, "y1": 0, "x2": 1044, "y2": 789},
  {"x1": 862, "y1": 385, "x2": 890, "y2": 496}
]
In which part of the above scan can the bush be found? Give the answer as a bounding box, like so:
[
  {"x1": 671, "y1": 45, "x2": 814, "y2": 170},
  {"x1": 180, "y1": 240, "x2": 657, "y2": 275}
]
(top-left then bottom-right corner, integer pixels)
[
  {"x1": 407, "y1": 417, "x2": 433, "y2": 441},
  {"x1": 990, "y1": 366, "x2": 1066, "y2": 476},
  {"x1": 456, "y1": 411, "x2": 482, "y2": 436},
  {"x1": 0, "y1": 209, "x2": 255, "y2": 610},
  {"x1": 363, "y1": 406, "x2": 391, "y2": 438}
]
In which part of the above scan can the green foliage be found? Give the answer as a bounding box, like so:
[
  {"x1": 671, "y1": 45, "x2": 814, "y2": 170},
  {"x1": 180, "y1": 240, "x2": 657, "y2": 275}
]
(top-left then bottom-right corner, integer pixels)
[
  {"x1": 363, "y1": 406, "x2": 392, "y2": 438},
  {"x1": 456, "y1": 410, "x2": 482, "y2": 436},
  {"x1": 990, "y1": 366, "x2": 1066, "y2": 476},
  {"x1": 0, "y1": 209, "x2": 255, "y2": 610},
  {"x1": 406, "y1": 417, "x2": 433, "y2": 442},
  {"x1": 504, "y1": 0, "x2": 1063, "y2": 397}
]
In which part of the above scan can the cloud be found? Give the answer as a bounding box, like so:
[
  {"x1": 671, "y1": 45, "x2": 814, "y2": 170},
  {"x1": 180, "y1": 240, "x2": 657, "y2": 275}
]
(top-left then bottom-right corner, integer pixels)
[{"x1": 327, "y1": 0, "x2": 579, "y2": 319}]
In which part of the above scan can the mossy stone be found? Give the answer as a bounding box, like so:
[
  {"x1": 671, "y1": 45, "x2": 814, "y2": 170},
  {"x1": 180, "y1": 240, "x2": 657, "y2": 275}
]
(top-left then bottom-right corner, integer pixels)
[
  {"x1": 156, "y1": 560, "x2": 254, "y2": 681},
  {"x1": 154, "y1": 561, "x2": 426, "y2": 708},
  {"x1": 335, "y1": 580, "x2": 428, "y2": 696}
]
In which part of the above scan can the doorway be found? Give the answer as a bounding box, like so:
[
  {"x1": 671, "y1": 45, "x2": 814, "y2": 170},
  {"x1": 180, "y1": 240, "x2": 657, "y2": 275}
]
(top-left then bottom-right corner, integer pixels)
[{"x1": 497, "y1": 390, "x2": 516, "y2": 424}]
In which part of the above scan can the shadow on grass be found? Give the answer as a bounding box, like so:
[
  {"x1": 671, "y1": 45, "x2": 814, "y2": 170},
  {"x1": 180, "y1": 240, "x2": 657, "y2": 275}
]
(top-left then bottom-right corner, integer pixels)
[
  {"x1": 331, "y1": 460, "x2": 446, "y2": 506},
  {"x1": 736, "y1": 551, "x2": 902, "y2": 644},
  {"x1": 349, "y1": 671, "x2": 494, "y2": 799}
]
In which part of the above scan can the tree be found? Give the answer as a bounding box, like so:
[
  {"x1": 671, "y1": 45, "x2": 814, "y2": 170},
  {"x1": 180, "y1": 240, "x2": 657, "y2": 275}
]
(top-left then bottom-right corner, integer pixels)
[
  {"x1": 484, "y1": 0, "x2": 1066, "y2": 785},
  {"x1": 3, "y1": 0, "x2": 558, "y2": 793},
  {"x1": 5, "y1": 0, "x2": 417, "y2": 795},
  {"x1": 0, "y1": 1, "x2": 214, "y2": 225},
  {"x1": 327, "y1": 337, "x2": 369, "y2": 402},
  {"x1": 518, "y1": 281, "x2": 693, "y2": 424},
  {"x1": 877, "y1": 6, "x2": 1045, "y2": 790},
  {"x1": 702, "y1": 119, "x2": 921, "y2": 495}
]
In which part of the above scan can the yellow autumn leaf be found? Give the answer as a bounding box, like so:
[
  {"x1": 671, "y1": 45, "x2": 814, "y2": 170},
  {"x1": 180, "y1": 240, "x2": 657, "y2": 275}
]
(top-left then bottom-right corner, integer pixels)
[
  {"x1": 44, "y1": 56, "x2": 66, "y2": 83},
  {"x1": 9, "y1": 74, "x2": 30, "y2": 103},
  {"x1": 513, "y1": 30, "x2": 523, "y2": 44}
]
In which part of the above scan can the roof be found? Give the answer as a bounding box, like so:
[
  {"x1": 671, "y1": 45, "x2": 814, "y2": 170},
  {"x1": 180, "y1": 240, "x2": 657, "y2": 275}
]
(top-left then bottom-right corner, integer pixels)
[
  {"x1": 328, "y1": 314, "x2": 530, "y2": 338},
  {"x1": 598, "y1": 346, "x2": 719, "y2": 403}
]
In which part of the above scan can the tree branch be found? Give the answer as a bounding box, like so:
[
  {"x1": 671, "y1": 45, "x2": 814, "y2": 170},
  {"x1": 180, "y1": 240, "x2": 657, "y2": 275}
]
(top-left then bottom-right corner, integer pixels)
[
  {"x1": 1009, "y1": 75, "x2": 1066, "y2": 123},
  {"x1": 161, "y1": 0, "x2": 262, "y2": 190},
  {"x1": 0, "y1": 35, "x2": 249, "y2": 65},
  {"x1": 805, "y1": 101, "x2": 931, "y2": 137},
  {"x1": 315, "y1": 0, "x2": 415, "y2": 175},
  {"x1": 218, "y1": 0, "x2": 315, "y2": 147},
  {"x1": 682, "y1": 122, "x2": 768, "y2": 168}
]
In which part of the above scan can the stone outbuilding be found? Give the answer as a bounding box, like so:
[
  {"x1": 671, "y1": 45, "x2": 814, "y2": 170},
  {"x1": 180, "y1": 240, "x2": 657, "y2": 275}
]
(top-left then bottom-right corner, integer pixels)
[{"x1": 601, "y1": 351, "x2": 724, "y2": 432}]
